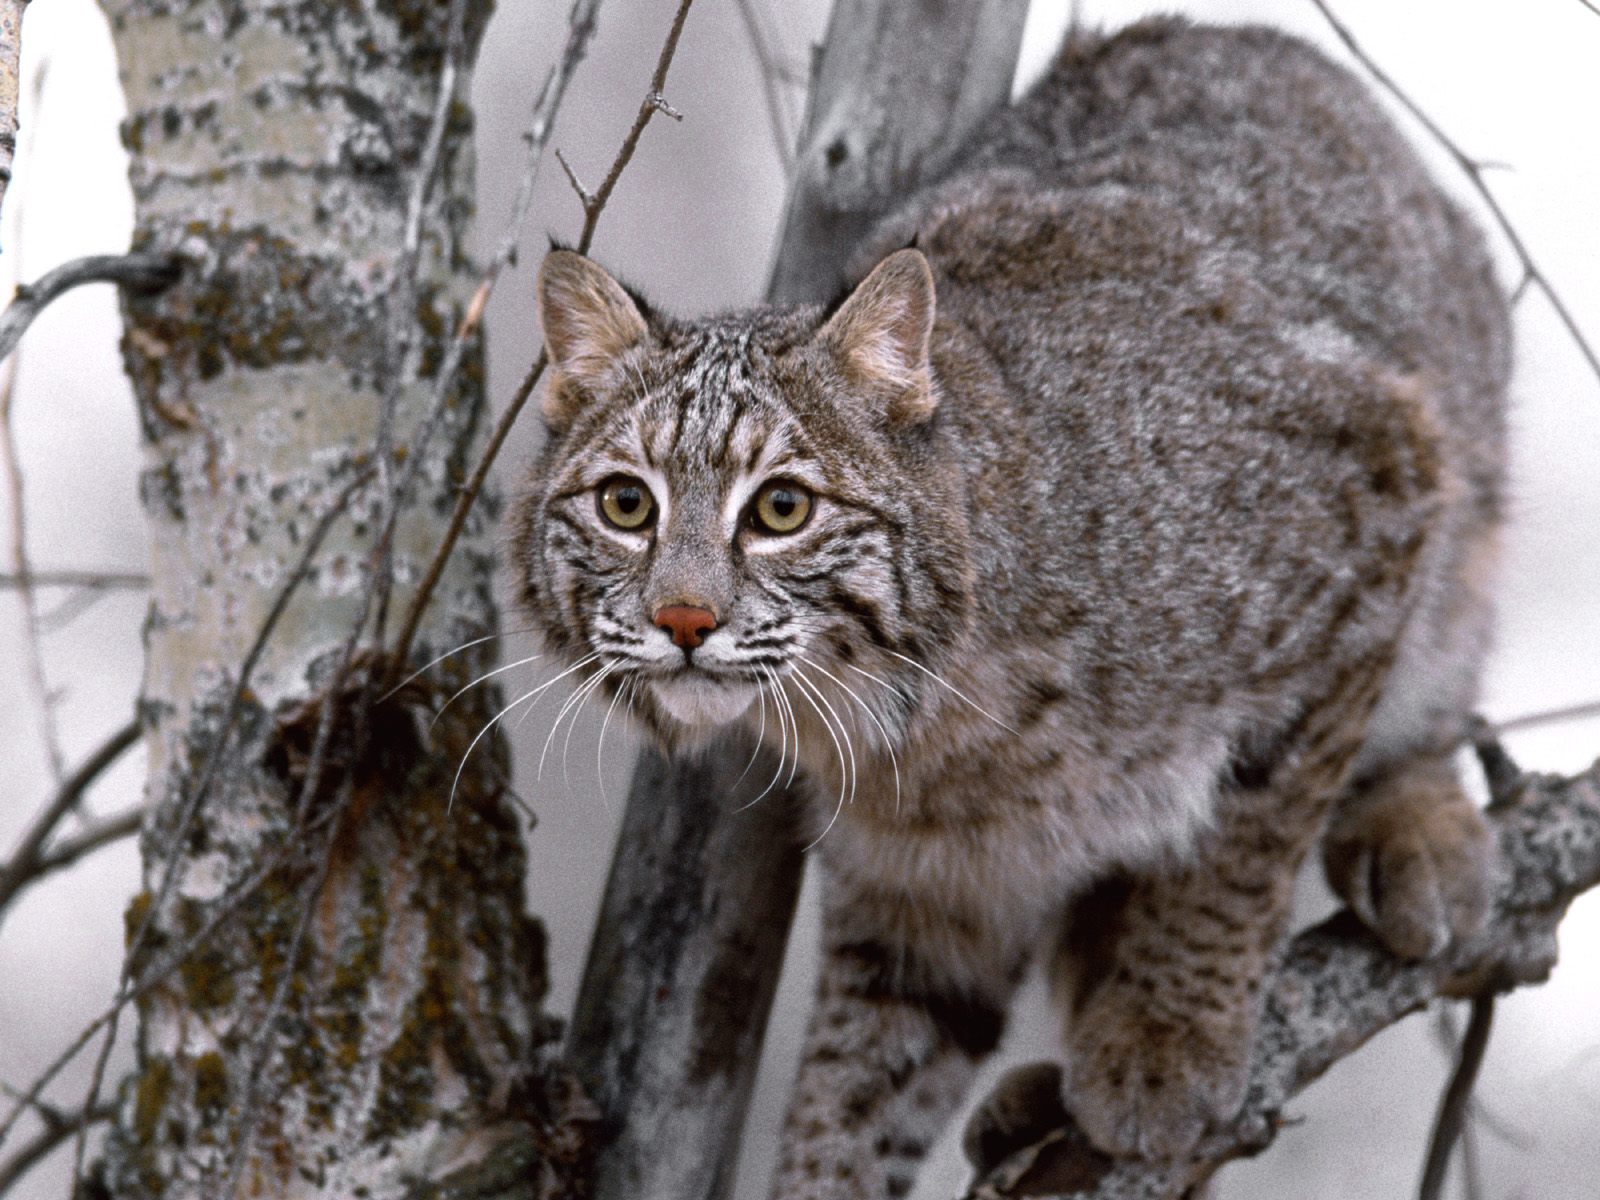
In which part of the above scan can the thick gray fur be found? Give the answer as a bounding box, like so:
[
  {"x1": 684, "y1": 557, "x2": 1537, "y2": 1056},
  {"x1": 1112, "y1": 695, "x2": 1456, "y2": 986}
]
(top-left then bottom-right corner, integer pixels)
[{"x1": 512, "y1": 18, "x2": 1509, "y2": 1197}]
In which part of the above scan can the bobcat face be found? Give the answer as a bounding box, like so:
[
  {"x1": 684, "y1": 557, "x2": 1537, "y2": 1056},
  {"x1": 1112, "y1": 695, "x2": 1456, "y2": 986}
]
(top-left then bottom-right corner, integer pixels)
[{"x1": 511, "y1": 250, "x2": 971, "y2": 746}]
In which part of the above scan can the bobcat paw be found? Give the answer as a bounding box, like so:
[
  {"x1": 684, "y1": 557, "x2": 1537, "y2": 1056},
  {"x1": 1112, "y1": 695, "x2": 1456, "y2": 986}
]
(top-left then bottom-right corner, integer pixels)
[
  {"x1": 1064, "y1": 990, "x2": 1251, "y2": 1160},
  {"x1": 1324, "y1": 784, "x2": 1495, "y2": 960}
]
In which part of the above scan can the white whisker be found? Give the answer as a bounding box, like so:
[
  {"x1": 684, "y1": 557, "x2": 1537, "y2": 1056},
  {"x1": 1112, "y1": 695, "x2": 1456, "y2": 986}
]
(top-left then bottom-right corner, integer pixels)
[
  {"x1": 790, "y1": 666, "x2": 851, "y2": 851},
  {"x1": 800, "y1": 654, "x2": 901, "y2": 815},
  {"x1": 770, "y1": 667, "x2": 803, "y2": 788},
  {"x1": 563, "y1": 662, "x2": 620, "y2": 797},
  {"x1": 450, "y1": 685, "x2": 544, "y2": 814},
  {"x1": 729, "y1": 672, "x2": 768, "y2": 795},
  {"x1": 429, "y1": 650, "x2": 552, "y2": 731},
  {"x1": 381, "y1": 626, "x2": 541, "y2": 702},
  {"x1": 882, "y1": 650, "x2": 1020, "y2": 734},
  {"x1": 738, "y1": 667, "x2": 790, "y2": 812},
  {"x1": 540, "y1": 660, "x2": 614, "y2": 784},
  {"x1": 793, "y1": 665, "x2": 857, "y2": 807},
  {"x1": 596, "y1": 672, "x2": 633, "y2": 801},
  {"x1": 507, "y1": 652, "x2": 604, "y2": 735}
]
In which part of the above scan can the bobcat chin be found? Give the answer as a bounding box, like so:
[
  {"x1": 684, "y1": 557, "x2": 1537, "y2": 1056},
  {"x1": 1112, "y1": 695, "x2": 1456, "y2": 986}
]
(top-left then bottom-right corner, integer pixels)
[{"x1": 511, "y1": 17, "x2": 1507, "y2": 1196}]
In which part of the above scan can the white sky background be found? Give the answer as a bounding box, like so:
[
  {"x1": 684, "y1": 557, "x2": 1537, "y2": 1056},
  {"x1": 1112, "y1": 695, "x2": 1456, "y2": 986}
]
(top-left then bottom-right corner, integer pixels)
[{"x1": 0, "y1": 1, "x2": 1596, "y2": 1198}]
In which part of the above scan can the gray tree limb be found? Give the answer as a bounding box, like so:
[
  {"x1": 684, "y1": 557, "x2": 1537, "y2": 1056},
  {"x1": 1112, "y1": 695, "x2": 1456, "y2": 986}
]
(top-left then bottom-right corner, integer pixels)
[
  {"x1": 0, "y1": 252, "x2": 178, "y2": 362},
  {"x1": 964, "y1": 739, "x2": 1600, "y2": 1200},
  {"x1": 767, "y1": 0, "x2": 1030, "y2": 305},
  {"x1": 566, "y1": 5, "x2": 1028, "y2": 1199}
]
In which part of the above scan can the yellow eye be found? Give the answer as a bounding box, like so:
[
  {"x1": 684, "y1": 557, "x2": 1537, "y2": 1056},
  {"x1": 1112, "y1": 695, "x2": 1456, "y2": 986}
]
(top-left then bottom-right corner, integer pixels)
[
  {"x1": 598, "y1": 476, "x2": 656, "y2": 531},
  {"x1": 752, "y1": 481, "x2": 812, "y2": 535}
]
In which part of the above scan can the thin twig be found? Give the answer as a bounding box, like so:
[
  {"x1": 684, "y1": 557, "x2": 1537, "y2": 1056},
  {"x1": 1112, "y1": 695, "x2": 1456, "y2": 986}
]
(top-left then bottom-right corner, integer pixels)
[
  {"x1": 569, "y1": 0, "x2": 693, "y2": 249},
  {"x1": 389, "y1": 0, "x2": 695, "y2": 681},
  {"x1": 1490, "y1": 696, "x2": 1600, "y2": 736},
  {"x1": 0, "y1": 253, "x2": 180, "y2": 362},
  {"x1": 382, "y1": 0, "x2": 603, "y2": 682},
  {"x1": 732, "y1": 0, "x2": 798, "y2": 172},
  {"x1": 1419, "y1": 996, "x2": 1496, "y2": 1200},
  {"x1": 33, "y1": 810, "x2": 141, "y2": 876},
  {"x1": 0, "y1": 801, "x2": 344, "y2": 1155},
  {"x1": 369, "y1": 0, "x2": 469, "y2": 656},
  {"x1": 0, "y1": 569, "x2": 150, "y2": 589},
  {"x1": 1576, "y1": 0, "x2": 1600, "y2": 19},
  {"x1": 1309, "y1": 0, "x2": 1600, "y2": 392},
  {"x1": 0, "y1": 1100, "x2": 114, "y2": 1198},
  {"x1": 0, "y1": 720, "x2": 140, "y2": 919}
]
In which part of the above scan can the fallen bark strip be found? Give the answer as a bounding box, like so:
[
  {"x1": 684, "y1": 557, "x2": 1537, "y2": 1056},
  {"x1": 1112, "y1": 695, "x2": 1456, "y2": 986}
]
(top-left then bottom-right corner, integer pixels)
[{"x1": 965, "y1": 741, "x2": 1600, "y2": 1200}]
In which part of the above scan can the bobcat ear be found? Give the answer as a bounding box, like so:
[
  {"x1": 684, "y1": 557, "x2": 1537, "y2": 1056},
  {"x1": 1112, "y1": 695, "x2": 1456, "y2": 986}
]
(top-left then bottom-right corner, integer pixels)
[
  {"x1": 818, "y1": 249, "x2": 938, "y2": 425},
  {"x1": 537, "y1": 250, "x2": 650, "y2": 429}
]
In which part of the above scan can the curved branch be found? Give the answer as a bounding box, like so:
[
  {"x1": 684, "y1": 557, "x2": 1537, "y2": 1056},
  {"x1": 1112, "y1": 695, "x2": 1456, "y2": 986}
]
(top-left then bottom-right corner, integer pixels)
[
  {"x1": 0, "y1": 719, "x2": 140, "y2": 918},
  {"x1": 965, "y1": 741, "x2": 1600, "y2": 1199},
  {"x1": 0, "y1": 1100, "x2": 114, "y2": 1197},
  {"x1": 0, "y1": 253, "x2": 180, "y2": 362}
]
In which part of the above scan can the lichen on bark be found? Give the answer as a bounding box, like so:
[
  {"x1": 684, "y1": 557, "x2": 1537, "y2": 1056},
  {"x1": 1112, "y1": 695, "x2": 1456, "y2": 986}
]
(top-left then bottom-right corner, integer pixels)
[{"x1": 96, "y1": 0, "x2": 589, "y2": 1196}]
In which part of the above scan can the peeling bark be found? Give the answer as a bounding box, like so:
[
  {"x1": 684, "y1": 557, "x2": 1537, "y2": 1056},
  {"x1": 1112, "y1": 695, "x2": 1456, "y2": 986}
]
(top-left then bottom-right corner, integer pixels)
[
  {"x1": 98, "y1": 2, "x2": 587, "y2": 1196},
  {"x1": 964, "y1": 746, "x2": 1600, "y2": 1200}
]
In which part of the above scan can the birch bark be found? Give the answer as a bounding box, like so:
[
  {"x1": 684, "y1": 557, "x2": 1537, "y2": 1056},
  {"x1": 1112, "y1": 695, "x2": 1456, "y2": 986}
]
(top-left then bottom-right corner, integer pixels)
[{"x1": 97, "y1": 2, "x2": 585, "y2": 1196}]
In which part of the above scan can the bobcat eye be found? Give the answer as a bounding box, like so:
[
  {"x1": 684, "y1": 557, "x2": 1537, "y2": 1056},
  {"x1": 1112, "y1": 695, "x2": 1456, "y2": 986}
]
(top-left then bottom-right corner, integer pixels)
[
  {"x1": 597, "y1": 475, "x2": 656, "y2": 531},
  {"x1": 752, "y1": 481, "x2": 812, "y2": 535}
]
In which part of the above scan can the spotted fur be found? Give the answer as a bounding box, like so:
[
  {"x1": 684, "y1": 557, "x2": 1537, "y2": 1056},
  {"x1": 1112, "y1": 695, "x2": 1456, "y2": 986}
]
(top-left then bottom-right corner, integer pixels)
[{"x1": 511, "y1": 18, "x2": 1509, "y2": 1194}]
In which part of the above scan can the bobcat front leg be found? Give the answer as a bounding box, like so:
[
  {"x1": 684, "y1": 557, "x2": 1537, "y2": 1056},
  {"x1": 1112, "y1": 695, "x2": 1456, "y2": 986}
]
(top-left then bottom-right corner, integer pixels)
[
  {"x1": 1060, "y1": 657, "x2": 1390, "y2": 1160},
  {"x1": 772, "y1": 906, "x2": 1022, "y2": 1199}
]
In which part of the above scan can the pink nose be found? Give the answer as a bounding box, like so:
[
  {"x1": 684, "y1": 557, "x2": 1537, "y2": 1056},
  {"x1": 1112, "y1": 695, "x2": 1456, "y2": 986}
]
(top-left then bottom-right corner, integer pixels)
[{"x1": 654, "y1": 605, "x2": 718, "y2": 650}]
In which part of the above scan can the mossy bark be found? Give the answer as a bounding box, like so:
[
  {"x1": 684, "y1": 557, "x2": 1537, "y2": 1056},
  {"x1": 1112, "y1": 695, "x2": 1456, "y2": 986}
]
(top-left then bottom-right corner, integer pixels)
[{"x1": 98, "y1": 1, "x2": 589, "y2": 1196}]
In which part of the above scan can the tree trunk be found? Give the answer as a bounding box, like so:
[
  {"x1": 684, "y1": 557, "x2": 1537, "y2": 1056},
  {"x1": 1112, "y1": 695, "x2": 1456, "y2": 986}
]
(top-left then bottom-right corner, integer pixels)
[
  {"x1": 98, "y1": 2, "x2": 587, "y2": 1196},
  {"x1": 566, "y1": 4, "x2": 1028, "y2": 1199}
]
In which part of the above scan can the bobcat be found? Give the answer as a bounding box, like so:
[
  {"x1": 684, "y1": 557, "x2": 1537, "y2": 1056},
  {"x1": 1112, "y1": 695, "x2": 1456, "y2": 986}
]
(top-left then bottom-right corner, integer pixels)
[{"x1": 512, "y1": 18, "x2": 1507, "y2": 1197}]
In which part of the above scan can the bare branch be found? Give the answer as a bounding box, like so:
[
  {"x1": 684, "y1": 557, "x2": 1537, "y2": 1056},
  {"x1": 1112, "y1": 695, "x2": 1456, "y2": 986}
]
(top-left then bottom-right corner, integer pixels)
[
  {"x1": 389, "y1": 0, "x2": 691, "y2": 681},
  {"x1": 32, "y1": 809, "x2": 141, "y2": 877},
  {"x1": 1, "y1": 321, "x2": 64, "y2": 784},
  {"x1": 0, "y1": 569, "x2": 150, "y2": 589},
  {"x1": 0, "y1": 719, "x2": 140, "y2": 919},
  {"x1": 0, "y1": 1100, "x2": 114, "y2": 1198},
  {"x1": 570, "y1": 0, "x2": 694, "y2": 248},
  {"x1": 1418, "y1": 995, "x2": 1494, "y2": 1200},
  {"x1": 381, "y1": 0, "x2": 602, "y2": 681},
  {"x1": 731, "y1": 0, "x2": 799, "y2": 172},
  {"x1": 1308, "y1": 0, "x2": 1600, "y2": 393},
  {"x1": 965, "y1": 743, "x2": 1600, "y2": 1199},
  {"x1": 1489, "y1": 696, "x2": 1600, "y2": 736},
  {"x1": 0, "y1": 253, "x2": 180, "y2": 362}
]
